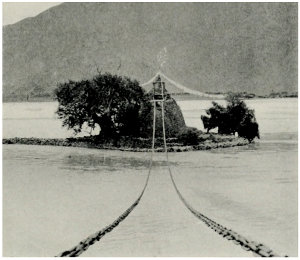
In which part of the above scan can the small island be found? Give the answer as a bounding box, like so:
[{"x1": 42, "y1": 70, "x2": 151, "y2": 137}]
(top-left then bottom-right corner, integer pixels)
[
  {"x1": 2, "y1": 134, "x2": 249, "y2": 152},
  {"x1": 3, "y1": 72, "x2": 259, "y2": 152}
]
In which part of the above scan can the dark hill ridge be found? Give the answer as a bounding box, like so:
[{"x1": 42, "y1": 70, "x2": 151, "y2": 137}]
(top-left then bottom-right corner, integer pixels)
[{"x1": 3, "y1": 2, "x2": 297, "y2": 100}]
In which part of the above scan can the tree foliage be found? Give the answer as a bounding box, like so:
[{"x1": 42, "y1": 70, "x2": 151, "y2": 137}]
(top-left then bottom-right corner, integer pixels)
[
  {"x1": 201, "y1": 93, "x2": 260, "y2": 142},
  {"x1": 55, "y1": 72, "x2": 150, "y2": 138}
]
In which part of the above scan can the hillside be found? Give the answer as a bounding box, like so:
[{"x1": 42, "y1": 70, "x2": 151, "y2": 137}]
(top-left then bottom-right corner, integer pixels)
[{"x1": 3, "y1": 2, "x2": 297, "y2": 101}]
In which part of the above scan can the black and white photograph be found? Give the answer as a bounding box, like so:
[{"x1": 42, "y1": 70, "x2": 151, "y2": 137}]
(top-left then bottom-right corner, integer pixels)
[{"x1": 2, "y1": 2, "x2": 298, "y2": 257}]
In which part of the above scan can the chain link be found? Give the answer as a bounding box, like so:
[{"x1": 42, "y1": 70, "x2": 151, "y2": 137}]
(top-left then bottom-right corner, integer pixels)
[
  {"x1": 168, "y1": 168, "x2": 287, "y2": 257},
  {"x1": 56, "y1": 185, "x2": 147, "y2": 257}
]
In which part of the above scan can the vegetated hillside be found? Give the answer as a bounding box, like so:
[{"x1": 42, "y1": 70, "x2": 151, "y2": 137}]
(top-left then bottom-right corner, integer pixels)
[{"x1": 3, "y1": 2, "x2": 297, "y2": 101}]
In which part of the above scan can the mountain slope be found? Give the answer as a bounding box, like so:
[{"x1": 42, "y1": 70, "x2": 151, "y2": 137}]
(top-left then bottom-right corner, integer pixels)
[{"x1": 3, "y1": 2, "x2": 297, "y2": 100}]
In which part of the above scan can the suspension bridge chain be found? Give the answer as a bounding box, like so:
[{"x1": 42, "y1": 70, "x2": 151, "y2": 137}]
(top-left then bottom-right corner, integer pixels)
[
  {"x1": 56, "y1": 104, "x2": 157, "y2": 257},
  {"x1": 141, "y1": 71, "x2": 224, "y2": 99},
  {"x1": 56, "y1": 74, "x2": 286, "y2": 257},
  {"x1": 168, "y1": 169, "x2": 286, "y2": 257},
  {"x1": 159, "y1": 93, "x2": 286, "y2": 257}
]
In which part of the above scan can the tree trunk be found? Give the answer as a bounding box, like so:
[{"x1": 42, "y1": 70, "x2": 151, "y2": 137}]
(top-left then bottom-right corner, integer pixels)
[{"x1": 97, "y1": 114, "x2": 115, "y2": 139}]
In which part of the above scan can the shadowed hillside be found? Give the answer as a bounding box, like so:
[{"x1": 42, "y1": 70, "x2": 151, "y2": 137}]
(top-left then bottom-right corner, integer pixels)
[{"x1": 3, "y1": 2, "x2": 297, "y2": 101}]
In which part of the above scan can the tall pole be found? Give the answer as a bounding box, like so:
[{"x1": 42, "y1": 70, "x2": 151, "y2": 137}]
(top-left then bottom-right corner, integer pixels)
[
  {"x1": 152, "y1": 101, "x2": 156, "y2": 153},
  {"x1": 160, "y1": 82, "x2": 168, "y2": 159},
  {"x1": 151, "y1": 75, "x2": 168, "y2": 158}
]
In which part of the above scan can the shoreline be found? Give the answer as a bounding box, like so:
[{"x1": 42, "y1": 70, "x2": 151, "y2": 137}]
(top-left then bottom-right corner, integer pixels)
[
  {"x1": 2, "y1": 96, "x2": 298, "y2": 103},
  {"x1": 2, "y1": 93, "x2": 298, "y2": 104},
  {"x1": 2, "y1": 136, "x2": 249, "y2": 152}
]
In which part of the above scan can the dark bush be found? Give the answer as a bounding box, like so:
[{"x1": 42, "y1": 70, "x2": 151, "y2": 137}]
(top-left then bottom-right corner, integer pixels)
[
  {"x1": 201, "y1": 93, "x2": 260, "y2": 142},
  {"x1": 237, "y1": 110, "x2": 260, "y2": 142},
  {"x1": 177, "y1": 127, "x2": 201, "y2": 145}
]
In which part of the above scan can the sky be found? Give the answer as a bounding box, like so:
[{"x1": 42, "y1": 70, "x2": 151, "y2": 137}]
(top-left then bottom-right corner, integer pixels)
[{"x1": 3, "y1": 2, "x2": 61, "y2": 25}]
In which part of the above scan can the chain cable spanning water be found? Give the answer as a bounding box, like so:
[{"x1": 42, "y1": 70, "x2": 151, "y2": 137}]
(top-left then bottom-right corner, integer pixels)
[
  {"x1": 57, "y1": 84, "x2": 287, "y2": 257},
  {"x1": 141, "y1": 71, "x2": 224, "y2": 99},
  {"x1": 160, "y1": 96, "x2": 287, "y2": 257}
]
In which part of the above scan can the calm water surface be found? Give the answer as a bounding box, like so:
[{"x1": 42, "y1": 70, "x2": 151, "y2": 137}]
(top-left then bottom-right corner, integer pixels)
[{"x1": 3, "y1": 99, "x2": 298, "y2": 256}]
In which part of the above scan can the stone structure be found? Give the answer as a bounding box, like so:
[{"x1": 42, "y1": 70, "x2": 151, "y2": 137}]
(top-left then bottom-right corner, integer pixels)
[{"x1": 141, "y1": 75, "x2": 186, "y2": 138}]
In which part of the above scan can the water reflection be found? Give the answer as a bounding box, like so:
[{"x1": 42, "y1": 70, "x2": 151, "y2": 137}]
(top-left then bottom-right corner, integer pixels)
[{"x1": 60, "y1": 152, "x2": 179, "y2": 173}]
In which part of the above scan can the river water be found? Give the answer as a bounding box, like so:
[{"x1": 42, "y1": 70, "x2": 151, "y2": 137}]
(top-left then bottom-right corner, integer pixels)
[{"x1": 3, "y1": 98, "x2": 298, "y2": 256}]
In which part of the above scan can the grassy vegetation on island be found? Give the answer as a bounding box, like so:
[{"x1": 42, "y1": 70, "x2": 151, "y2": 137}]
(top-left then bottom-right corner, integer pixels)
[{"x1": 2, "y1": 133, "x2": 249, "y2": 152}]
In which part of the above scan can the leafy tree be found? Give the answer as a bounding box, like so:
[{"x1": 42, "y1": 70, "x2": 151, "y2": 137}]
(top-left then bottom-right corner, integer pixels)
[
  {"x1": 201, "y1": 102, "x2": 226, "y2": 133},
  {"x1": 238, "y1": 109, "x2": 260, "y2": 142},
  {"x1": 225, "y1": 92, "x2": 249, "y2": 133},
  {"x1": 55, "y1": 72, "x2": 150, "y2": 138},
  {"x1": 201, "y1": 93, "x2": 260, "y2": 142}
]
